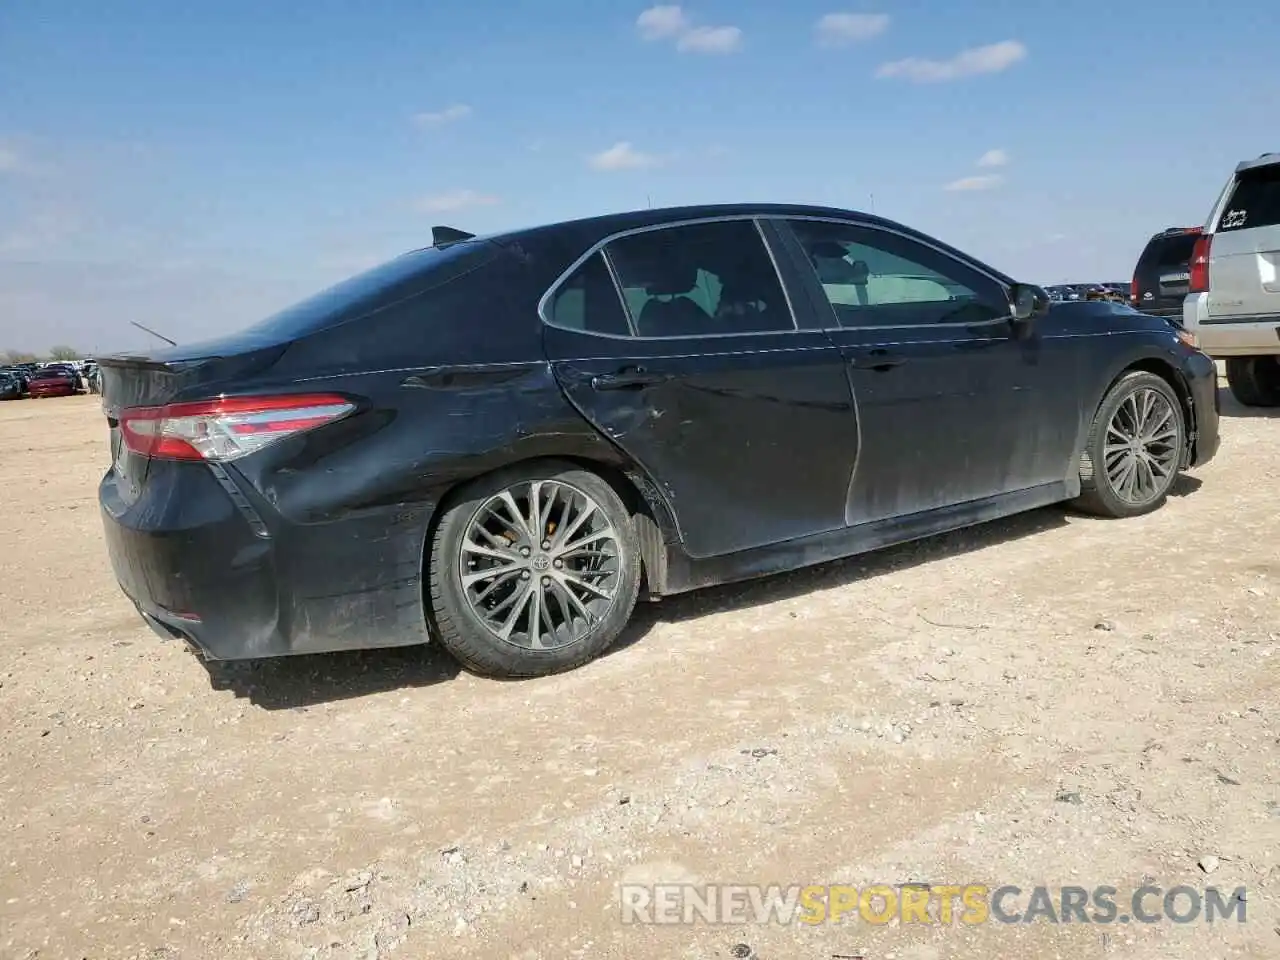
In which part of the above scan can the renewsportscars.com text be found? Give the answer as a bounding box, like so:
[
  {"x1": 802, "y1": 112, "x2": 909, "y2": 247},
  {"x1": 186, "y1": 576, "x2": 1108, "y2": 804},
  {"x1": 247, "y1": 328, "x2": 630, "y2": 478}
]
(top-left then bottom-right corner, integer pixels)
[{"x1": 619, "y1": 883, "x2": 1248, "y2": 926}]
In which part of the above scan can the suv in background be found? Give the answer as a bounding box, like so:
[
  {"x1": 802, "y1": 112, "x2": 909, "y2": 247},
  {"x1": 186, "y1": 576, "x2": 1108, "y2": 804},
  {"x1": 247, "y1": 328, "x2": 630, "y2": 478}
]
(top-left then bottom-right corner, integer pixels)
[
  {"x1": 1183, "y1": 152, "x2": 1280, "y2": 406},
  {"x1": 1130, "y1": 227, "x2": 1200, "y2": 319}
]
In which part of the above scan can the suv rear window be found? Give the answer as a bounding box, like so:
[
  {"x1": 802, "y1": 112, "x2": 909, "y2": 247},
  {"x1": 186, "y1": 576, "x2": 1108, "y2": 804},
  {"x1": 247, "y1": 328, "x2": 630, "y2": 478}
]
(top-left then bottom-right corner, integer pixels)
[
  {"x1": 1218, "y1": 164, "x2": 1280, "y2": 232},
  {"x1": 1144, "y1": 232, "x2": 1198, "y2": 268}
]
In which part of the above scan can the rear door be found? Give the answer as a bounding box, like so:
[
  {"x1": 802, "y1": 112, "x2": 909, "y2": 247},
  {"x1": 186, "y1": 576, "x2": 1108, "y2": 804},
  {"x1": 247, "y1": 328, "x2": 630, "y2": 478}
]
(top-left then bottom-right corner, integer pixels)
[
  {"x1": 1207, "y1": 158, "x2": 1280, "y2": 321},
  {"x1": 540, "y1": 217, "x2": 859, "y2": 559}
]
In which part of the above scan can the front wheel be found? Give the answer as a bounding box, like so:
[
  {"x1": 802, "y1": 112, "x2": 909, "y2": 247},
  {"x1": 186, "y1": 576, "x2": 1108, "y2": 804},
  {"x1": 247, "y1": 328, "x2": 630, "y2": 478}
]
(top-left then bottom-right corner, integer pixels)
[
  {"x1": 427, "y1": 462, "x2": 642, "y2": 678},
  {"x1": 1073, "y1": 371, "x2": 1186, "y2": 518}
]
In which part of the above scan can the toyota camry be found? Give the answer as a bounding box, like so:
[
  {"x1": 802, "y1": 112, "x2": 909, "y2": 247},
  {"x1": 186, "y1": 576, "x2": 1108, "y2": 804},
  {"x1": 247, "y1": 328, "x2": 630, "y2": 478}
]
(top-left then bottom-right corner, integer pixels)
[{"x1": 98, "y1": 203, "x2": 1220, "y2": 678}]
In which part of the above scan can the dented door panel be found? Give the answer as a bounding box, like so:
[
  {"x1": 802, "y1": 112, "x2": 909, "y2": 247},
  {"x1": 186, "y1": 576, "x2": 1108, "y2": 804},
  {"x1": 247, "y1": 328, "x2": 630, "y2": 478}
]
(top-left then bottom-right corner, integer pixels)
[{"x1": 542, "y1": 325, "x2": 857, "y2": 558}]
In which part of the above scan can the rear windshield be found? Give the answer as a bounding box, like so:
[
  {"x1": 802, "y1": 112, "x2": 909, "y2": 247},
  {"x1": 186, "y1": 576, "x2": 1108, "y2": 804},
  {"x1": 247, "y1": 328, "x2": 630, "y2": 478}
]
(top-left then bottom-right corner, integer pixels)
[
  {"x1": 239, "y1": 240, "x2": 498, "y2": 340},
  {"x1": 1144, "y1": 233, "x2": 1198, "y2": 268},
  {"x1": 1219, "y1": 164, "x2": 1280, "y2": 232}
]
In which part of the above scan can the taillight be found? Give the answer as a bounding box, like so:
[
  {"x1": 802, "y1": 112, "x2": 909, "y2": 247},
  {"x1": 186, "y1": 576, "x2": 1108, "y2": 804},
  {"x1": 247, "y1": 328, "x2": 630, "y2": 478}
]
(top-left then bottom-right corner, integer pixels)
[
  {"x1": 1129, "y1": 276, "x2": 1138, "y2": 304},
  {"x1": 119, "y1": 393, "x2": 356, "y2": 461},
  {"x1": 1188, "y1": 233, "x2": 1212, "y2": 293}
]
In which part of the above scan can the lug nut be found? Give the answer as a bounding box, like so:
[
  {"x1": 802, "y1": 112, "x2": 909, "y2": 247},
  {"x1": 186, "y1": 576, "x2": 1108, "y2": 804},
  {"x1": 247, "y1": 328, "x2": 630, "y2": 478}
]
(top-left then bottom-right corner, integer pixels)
[
  {"x1": 520, "y1": 546, "x2": 531, "y2": 557},
  {"x1": 521, "y1": 571, "x2": 531, "y2": 580},
  {"x1": 541, "y1": 540, "x2": 551, "y2": 550},
  {"x1": 541, "y1": 576, "x2": 551, "y2": 586},
  {"x1": 553, "y1": 558, "x2": 563, "y2": 569}
]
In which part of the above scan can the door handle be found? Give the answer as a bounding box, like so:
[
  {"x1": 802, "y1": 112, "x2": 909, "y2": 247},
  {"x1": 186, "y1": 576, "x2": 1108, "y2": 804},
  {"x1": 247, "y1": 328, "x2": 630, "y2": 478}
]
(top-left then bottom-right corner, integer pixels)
[
  {"x1": 850, "y1": 349, "x2": 905, "y2": 372},
  {"x1": 590, "y1": 367, "x2": 669, "y2": 390}
]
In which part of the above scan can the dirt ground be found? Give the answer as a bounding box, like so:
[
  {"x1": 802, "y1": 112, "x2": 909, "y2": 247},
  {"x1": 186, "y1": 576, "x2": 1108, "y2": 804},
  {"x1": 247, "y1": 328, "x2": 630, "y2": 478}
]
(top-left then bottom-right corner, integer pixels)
[{"x1": 0, "y1": 387, "x2": 1276, "y2": 960}]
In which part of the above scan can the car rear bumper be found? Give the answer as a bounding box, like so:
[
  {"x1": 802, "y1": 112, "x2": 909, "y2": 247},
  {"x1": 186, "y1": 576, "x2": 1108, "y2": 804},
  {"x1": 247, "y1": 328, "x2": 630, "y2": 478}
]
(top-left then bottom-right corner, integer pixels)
[
  {"x1": 1183, "y1": 293, "x2": 1280, "y2": 356},
  {"x1": 99, "y1": 460, "x2": 434, "y2": 660}
]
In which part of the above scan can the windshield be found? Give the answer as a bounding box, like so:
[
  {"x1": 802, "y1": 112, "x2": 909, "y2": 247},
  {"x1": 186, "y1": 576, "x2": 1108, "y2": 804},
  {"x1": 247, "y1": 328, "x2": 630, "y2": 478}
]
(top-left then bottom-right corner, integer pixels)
[{"x1": 238, "y1": 240, "x2": 496, "y2": 341}]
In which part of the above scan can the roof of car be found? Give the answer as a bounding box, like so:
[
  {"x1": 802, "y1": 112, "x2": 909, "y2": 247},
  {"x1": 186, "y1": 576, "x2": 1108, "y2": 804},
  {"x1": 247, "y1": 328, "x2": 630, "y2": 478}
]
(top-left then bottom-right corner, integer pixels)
[
  {"x1": 470, "y1": 202, "x2": 1016, "y2": 285},
  {"x1": 495, "y1": 202, "x2": 893, "y2": 240},
  {"x1": 1235, "y1": 152, "x2": 1280, "y2": 173}
]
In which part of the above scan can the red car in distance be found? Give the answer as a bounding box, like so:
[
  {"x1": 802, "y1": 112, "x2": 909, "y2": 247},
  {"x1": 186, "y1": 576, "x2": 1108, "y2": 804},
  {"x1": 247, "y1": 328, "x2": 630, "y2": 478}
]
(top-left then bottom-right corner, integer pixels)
[{"x1": 28, "y1": 365, "x2": 83, "y2": 398}]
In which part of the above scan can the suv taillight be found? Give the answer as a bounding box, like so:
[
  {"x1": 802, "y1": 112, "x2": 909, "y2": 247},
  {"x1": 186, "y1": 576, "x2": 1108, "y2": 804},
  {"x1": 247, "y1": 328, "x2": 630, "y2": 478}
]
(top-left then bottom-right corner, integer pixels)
[
  {"x1": 119, "y1": 393, "x2": 356, "y2": 462},
  {"x1": 1188, "y1": 233, "x2": 1212, "y2": 293},
  {"x1": 1129, "y1": 276, "x2": 1138, "y2": 303}
]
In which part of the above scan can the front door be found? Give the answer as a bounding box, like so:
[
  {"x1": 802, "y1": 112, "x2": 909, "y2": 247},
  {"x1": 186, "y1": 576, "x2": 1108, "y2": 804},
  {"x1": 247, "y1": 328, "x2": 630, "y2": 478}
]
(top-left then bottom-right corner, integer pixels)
[
  {"x1": 775, "y1": 216, "x2": 1074, "y2": 524},
  {"x1": 540, "y1": 218, "x2": 858, "y2": 559}
]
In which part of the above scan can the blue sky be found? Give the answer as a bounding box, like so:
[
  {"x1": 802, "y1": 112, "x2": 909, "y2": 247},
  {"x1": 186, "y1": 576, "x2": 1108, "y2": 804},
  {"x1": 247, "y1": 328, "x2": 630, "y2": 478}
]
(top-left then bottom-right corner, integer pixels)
[{"x1": 0, "y1": 0, "x2": 1275, "y2": 353}]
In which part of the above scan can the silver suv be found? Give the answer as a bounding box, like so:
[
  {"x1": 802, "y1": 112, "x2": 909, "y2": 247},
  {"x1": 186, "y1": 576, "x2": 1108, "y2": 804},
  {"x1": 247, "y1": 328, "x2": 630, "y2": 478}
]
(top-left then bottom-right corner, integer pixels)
[{"x1": 1183, "y1": 152, "x2": 1280, "y2": 406}]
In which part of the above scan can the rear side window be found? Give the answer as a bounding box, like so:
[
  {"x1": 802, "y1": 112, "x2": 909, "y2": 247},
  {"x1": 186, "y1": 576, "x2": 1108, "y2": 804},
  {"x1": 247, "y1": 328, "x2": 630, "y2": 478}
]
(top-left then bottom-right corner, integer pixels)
[
  {"x1": 605, "y1": 220, "x2": 794, "y2": 338},
  {"x1": 1218, "y1": 165, "x2": 1280, "y2": 232},
  {"x1": 544, "y1": 252, "x2": 632, "y2": 336}
]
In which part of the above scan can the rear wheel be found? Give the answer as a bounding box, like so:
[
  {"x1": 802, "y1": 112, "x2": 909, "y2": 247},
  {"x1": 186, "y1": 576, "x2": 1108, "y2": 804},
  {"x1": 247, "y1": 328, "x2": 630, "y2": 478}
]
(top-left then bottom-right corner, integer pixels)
[
  {"x1": 1225, "y1": 356, "x2": 1280, "y2": 407},
  {"x1": 427, "y1": 462, "x2": 641, "y2": 678},
  {"x1": 1074, "y1": 371, "x2": 1185, "y2": 518}
]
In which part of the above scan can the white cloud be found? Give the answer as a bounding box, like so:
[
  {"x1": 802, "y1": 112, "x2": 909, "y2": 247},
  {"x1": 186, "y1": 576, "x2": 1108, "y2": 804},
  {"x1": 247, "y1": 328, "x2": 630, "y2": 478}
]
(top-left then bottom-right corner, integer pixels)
[
  {"x1": 588, "y1": 141, "x2": 660, "y2": 171},
  {"x1": 977, "y1": 148, "x2": 1009, "y2": 167},
  {"x1": 815, "y1": 13, "x2": 890, "y2": 46},
  {"x1": 0, "y1": 146, "x2": 22, "y2": 174},
  {"x1": 876, "y1": 40, "x2": 1027, "y2": 83},
  {"x1": 944, "y1": 174, "x2": 1003, "y2": 192},
  {"x1": 637, "y1": 5, "x2": 688, "y2": 39},
  {"x1": 676, "y1": 25, "x2": 743, "y2": 53},
  {"x1": 637, "y1": 5, "x2": 742, "y2": 54},
  {"x1": 413, "y1": 189, "x2": 499, "y2": 213},
  {"x1": 411, "y1": 104, "x2": 472, "y2": 127}
]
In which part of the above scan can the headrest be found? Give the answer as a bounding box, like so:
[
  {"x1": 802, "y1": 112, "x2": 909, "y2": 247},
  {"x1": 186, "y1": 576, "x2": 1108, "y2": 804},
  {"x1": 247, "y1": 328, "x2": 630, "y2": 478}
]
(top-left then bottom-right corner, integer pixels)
[
  {"x1": 815, "y1": 256, "x2": 870, "y2": 285},
  {"x1": 637, "y1": 258, "x2": 699, "y2": 296}
]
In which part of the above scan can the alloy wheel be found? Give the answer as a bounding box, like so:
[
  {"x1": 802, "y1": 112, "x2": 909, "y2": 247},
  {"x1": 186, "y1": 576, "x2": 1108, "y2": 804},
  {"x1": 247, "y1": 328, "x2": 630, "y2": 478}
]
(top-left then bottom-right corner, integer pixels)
[
  {"x1": 1103, "y1": 387, "x2": 1180, "y2": 505},
  {"x1": 458, "y1": 480, "x2": 622, "y2": 650}
]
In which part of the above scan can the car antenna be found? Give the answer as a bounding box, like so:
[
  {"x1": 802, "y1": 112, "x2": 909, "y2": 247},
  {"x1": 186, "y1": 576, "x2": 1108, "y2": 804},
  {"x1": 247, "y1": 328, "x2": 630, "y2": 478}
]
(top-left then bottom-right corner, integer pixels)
[
  {"x1": 431, "y1": 225, "x2": 476, "y2": 248},
  {"x1": 130, "y1": 320, "x2": 177, "y2": 347}
]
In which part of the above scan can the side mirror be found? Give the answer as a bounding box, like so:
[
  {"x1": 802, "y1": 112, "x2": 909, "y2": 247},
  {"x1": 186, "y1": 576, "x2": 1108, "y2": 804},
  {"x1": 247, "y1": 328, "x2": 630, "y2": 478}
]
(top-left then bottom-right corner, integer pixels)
[{"x1": 1009, "y1": 283, "x2": 1051, "y2": 322}]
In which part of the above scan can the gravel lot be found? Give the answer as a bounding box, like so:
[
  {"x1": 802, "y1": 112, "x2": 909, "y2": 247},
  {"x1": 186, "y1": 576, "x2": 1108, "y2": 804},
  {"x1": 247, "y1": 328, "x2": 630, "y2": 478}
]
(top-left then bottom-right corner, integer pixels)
[{"x1": 0, "y1": 388, "x2": 1277, "y2": 960}]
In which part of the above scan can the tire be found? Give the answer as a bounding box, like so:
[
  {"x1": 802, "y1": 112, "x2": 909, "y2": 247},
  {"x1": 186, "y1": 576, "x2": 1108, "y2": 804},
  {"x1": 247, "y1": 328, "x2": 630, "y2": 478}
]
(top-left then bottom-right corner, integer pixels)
[
  {"x1": 1073, "y1": 371, "x2": 1186, "y2": 518},
  {"x1": 427, "y1": 460, "x2": 642, "y2": 678},
  {"x1": 1225, "y1": 356, "x2": 1280, "y2": 407}
]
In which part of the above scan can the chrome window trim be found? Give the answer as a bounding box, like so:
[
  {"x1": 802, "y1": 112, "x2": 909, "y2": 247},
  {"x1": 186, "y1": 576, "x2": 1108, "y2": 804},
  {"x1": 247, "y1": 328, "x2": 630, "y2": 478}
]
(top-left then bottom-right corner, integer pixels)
[
  {"x1": 538, "y1": 214, "x2": 803, "y2": 341},
  {"x1": 536, "y1": 210, "x2": 1023, "y2": 338},
  {"x1": 752, "y1": 217, "x2": 801, "y2": 332},
  {"x1": 599, "y1": 249, "x2": 638, "y2": 337}
]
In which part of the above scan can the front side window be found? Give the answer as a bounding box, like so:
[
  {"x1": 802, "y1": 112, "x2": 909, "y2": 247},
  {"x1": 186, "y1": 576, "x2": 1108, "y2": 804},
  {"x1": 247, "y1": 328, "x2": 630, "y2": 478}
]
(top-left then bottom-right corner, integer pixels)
[
  {"x1": 787, "y1": 219, "x2": 1008, "y2": 327},
  {"x1": 605, "y1": 220, "x2": 795, "y2": 338}
]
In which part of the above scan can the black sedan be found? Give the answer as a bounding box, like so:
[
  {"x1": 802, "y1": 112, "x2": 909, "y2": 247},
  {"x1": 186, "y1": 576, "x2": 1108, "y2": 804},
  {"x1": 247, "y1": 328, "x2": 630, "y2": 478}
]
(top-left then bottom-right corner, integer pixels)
[{"x1": 98, "y1": 203, "x2": 1220, "y2": 678}]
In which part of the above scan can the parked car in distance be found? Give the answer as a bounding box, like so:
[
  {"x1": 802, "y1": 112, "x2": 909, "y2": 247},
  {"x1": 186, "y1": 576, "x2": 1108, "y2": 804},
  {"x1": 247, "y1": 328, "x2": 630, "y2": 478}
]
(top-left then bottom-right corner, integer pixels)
[
  {"x1": 28, "y1": 365, "x2": 83, "y2": 398},
  {"x1": 0, "y1": 367, "x2": 30, "y2": 394},
  {"x1": 1183, "y1": 152, "x2": 1280, "y2": 405},
  {"x1": 1131, "y1": 227, "x2": 1202, "y2": 319},
  {"x1": 0, "y1": 371, "x2": 23, "y2": 400},
  {"x1": 98, "y1": 202, "x2": 1221, "y2": 679}
]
